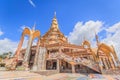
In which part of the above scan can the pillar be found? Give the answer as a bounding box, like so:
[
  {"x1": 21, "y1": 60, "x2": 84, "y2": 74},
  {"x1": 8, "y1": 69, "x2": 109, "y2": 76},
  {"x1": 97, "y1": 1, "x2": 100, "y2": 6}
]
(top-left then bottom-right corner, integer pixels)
[
  {"x1": 44, "y1": 59, "x2": 47, "y2": 70},
  {"x1": 15, "y1": 33, "x2": 24, "y2": 58},
  {"x1": 23, "y1": 34, "x2": 33, "y2": 70},
  {"x1": 99, "y1": 58, "x2": 103, "y2": 71},
  {"x1": 42, "y1": 47, "x2": 47, "y2": 70},
  {"x1": 106, "y1": 58, "x2": 111, "y2": 69},
  {"x1": 72, "y1": 64, "x2": 75, "y2": 73},
  {"x1": 109, "y1": 57, "x2": 115, "y2": 69},
  {"x1": 24, "y1": 35, "x2": 33, "y2": 61},
  {"x1": 110, "y1": 52, "x2": 117, "y2": 67},
  {"x1": 32, "y1": 38, "x2": 40, "y2": 71},
  {"x1": 59, "y1": 59, "x2": 61, "y2": 72},
  {"x1": 103, "y1": 58, "x2": 109, "y2": 70},
  {"x1": 57, "y1": 59, "x2": 60, "y2": 73}
]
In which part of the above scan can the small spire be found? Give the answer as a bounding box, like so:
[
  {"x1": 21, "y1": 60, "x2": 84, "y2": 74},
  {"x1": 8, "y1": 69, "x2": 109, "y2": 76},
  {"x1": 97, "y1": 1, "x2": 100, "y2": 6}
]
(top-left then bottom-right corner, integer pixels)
[
  {"x1": 54, "y1": 11, "x2": 56, "y2": 18},
  {"x1": 95, "y1": 32, "x2": 99, "y2": 44},
  {"x1": 32, "y1": 22, "x2": 36, "y2": 30}
]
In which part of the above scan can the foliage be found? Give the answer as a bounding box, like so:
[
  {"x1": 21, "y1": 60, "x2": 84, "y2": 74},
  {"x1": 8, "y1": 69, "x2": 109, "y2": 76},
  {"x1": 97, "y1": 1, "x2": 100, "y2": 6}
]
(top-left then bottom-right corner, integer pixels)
[
  {"x1": 0, "y1": 52, "x2": 13, "y2": 59},
  {"x1": 16, "y1": 66, "x2": 25, "y2": 71}
]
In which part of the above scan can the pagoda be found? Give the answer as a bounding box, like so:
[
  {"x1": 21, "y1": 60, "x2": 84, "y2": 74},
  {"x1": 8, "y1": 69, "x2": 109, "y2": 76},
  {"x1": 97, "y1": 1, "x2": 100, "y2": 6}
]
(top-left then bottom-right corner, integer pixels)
[{"x1": 5, "y1": 13, "x2": 120, "y2": 74}]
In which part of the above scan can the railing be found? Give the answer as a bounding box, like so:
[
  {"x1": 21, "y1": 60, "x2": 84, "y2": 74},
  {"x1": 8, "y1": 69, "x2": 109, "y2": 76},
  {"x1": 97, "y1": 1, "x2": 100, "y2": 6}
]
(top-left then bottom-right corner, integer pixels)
[{"x1": 58, "y1": 52, "x2": 100, "y2": 72}]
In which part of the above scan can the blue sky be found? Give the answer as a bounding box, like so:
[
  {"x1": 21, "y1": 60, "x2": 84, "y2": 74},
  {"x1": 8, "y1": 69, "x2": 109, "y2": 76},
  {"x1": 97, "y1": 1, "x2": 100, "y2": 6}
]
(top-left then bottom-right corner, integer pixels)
[
  {"x1": 0, "y1": 0, "x2": 120, "y2": 40},
  {"x1": 0, "y1": 0, "x2": 120, "y2": 59}
]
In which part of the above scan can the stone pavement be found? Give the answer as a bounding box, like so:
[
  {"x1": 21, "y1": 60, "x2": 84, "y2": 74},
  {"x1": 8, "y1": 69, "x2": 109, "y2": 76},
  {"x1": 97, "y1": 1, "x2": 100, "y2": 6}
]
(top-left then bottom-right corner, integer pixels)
[
  {"x1": 0, "y1": 71, "x2": 120, "y2": 80},
  {"x1": 0, "y1": 71, "x2": 45, "y2": 80},
  {"x1": 42, "y1": 73, "x2": 120, "y2": 80}
]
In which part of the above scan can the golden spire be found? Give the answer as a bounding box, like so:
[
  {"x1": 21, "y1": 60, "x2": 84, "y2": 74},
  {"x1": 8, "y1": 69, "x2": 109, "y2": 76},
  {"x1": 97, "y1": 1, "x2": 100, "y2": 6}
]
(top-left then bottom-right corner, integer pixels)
[{"x1": 51, "y1": 12, "x2": 59, "y2": 29}]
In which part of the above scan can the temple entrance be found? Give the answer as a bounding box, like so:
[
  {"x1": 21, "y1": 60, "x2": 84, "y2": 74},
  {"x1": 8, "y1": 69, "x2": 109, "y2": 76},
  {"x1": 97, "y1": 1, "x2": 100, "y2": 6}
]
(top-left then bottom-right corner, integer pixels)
[
  {"x1": 60, "y1": 60, "x2": 72, "y2": 73},
  {"x1": 53, "y1": 61, "x2": 57, "y2": 69},
  {"x1": 46, "y1": 59, "x2": 57, "y2": 70}
]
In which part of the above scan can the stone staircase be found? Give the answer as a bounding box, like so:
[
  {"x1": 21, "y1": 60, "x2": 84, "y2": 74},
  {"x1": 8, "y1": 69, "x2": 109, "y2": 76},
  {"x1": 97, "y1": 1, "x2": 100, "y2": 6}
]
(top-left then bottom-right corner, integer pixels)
[
  {"x1": 58, "y1": 52, "x2": 100, "y2": 73},
  {"x1": 102, "y1": 69, "x2": 120, "y2": 74}
]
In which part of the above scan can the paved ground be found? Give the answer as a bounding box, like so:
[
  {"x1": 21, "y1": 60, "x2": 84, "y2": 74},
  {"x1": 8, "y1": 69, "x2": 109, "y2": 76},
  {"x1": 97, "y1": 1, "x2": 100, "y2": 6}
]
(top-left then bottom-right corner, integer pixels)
[{"x1": 0, "y1": 71, "x2": 120, "y2": 80}]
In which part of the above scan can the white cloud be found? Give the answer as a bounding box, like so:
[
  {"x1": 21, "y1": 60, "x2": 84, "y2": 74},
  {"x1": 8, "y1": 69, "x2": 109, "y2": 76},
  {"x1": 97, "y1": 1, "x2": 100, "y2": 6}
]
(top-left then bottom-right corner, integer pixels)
[
  {"x1": 106, "y1": 22, "x2": 120, "y2": 33},
  {"x1": 0, "y1": 29, "x2": 3, "y2": 36},
  {"x1": 28, "y1": 0, "x2": 36, "y2": 7},
  {"x1": 0, "y1": 37, "x2": 38, "y2": 55},
  {"x1": 0, "y1": 37, "x2": 28, "y2": 54},
  {"x1": 0, "y1": 38, "x2": 18, "y2": 54},
  {"x1": 68, "y1": 21, "x2": 120, "y2": 60},
  {"x1": 102, "y1": 22, "x2": 120, "y2": 60},
  {"x1": 68, "y1": 20, "x2": 103, "y2": 45}
]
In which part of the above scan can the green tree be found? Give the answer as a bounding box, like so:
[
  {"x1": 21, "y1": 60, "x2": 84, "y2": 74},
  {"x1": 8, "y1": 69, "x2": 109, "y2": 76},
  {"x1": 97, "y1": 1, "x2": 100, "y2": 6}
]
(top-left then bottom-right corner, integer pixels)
[{"x1": 0, "y1": 52, "x2": 13, "y2": 59}]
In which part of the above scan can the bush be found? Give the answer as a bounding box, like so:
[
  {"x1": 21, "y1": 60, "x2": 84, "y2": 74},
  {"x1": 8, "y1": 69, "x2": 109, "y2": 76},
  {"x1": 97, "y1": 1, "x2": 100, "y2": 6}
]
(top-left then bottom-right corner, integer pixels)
[{"x1": 16, "y1": 66, "x2": 25, "y2": 71}]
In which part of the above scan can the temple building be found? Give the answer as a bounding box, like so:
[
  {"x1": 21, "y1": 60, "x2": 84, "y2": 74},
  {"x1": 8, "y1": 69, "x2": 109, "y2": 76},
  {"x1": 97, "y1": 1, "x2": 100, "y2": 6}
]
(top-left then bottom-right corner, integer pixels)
[{"x1": 6, "y1": 13, "x2": 120, "y2": 74}]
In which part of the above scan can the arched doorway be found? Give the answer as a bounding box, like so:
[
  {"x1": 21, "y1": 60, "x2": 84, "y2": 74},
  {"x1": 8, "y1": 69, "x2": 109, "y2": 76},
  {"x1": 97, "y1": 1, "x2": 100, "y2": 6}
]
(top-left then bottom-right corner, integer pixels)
[
  {"x1": 60, "y1": 60, "x2": 72, "y2": 73},
  {"x1": 46, "y1": 59, "x2": 57, "y2": 70}
]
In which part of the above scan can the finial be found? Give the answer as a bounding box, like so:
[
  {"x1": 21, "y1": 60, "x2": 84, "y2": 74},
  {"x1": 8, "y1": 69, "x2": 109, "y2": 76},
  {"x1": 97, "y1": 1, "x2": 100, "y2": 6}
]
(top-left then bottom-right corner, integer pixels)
[
  {"x1": 54, "y1": 11, "x2": 56, "y2": 18},
  {"x1": 32, "y1": 22, "x2": 36, "y2": 30},
  {"x1": 95, "y1": 32, "x2": 99, "y2": 45}
]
